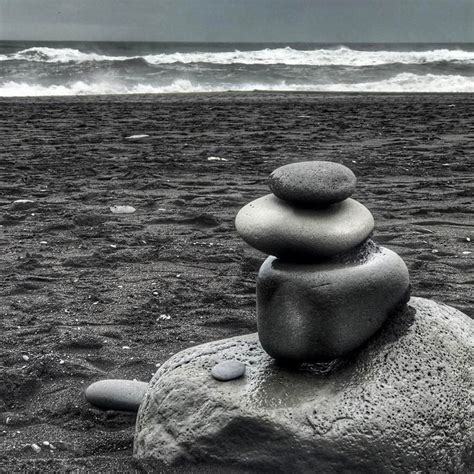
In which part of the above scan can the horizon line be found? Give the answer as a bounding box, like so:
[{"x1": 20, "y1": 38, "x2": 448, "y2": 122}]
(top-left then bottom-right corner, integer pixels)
[{"x1": 1, "y1": 39, "x2": 474, "y2": 45}]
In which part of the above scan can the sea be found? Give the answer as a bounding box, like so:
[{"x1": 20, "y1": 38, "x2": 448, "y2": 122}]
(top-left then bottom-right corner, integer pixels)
[{"x1": 0, "y1": 41, "x2": 473, "y2": 96}]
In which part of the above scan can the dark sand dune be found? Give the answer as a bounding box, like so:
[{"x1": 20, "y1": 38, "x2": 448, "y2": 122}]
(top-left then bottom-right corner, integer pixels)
[{"x1": 0, "y1": 93, "x2": 472, "y2": 472}]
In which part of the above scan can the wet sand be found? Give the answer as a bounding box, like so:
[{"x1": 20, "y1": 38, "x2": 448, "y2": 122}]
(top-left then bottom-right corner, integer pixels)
[{"x1": 0, "y1": 93, "x2": 472, "y2": 472}]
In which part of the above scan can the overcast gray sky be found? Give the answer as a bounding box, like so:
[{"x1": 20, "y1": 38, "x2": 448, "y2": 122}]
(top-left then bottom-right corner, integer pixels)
[{"x1": 0, "y1": 0, "x2": 472, "y2": 43}]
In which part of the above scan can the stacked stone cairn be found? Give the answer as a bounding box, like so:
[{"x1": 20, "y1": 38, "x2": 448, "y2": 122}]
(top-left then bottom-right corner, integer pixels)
[
  {"x1": 236, "y1": 160, "x2": 410, "y2": 361},
  {"x1": 134, "y1": 160, "x2": 472, "y2": 471}
]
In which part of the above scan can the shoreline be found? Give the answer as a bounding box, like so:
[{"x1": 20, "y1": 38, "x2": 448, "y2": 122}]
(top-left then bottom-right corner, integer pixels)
[{"x1": 1, "y1": 91, "x2": 474, "y2": 100}]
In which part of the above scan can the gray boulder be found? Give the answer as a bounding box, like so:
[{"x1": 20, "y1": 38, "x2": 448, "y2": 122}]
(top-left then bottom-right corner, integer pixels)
[
  {"x1": 134, "y1": 298, "x2": 473, "y2": 473},
  {"x1": 269, "y1": 160, "x2": 357, "y2": 206},
  {"x1": 235, "y1": 195, "x2": 374, "y2": 260},
  {"x1": 257, "y1": 243, "x2": 410, "y2": 361}
]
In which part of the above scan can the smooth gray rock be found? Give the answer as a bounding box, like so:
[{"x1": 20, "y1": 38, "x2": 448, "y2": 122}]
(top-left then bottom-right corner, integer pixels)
[
  {"x1": 257, "y1": 243, "x2": 410, "y2": 361},
  {"x1": 85, "y1": 379, "x2": 148, "y2": 411},
  {"x1": 235, "y1": 195, "x2": 374, "y2": 260},
  {"x1": 134, "y1": 298, "x2": 473, "y2": 473},
  {"x1": 211, "y1": 360, "x2": 246, "y2": 381},
  {"x1": 269, "y1": 161, "x2": 357, "y2": 205}
]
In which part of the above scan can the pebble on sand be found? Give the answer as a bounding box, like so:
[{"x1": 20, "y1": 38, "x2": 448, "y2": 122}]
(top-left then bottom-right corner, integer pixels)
[
  {"x1": 11, "y1": 199, "x2": 36, "y2": 211},
  {"x1": 211, "y1": 360, "x2": 246, "y2": 381},
  {"x1": 85, "y1": 379, "x2": 148, "y2": 411},
  {"x1": 207, "y1": 156, "x2": 228, "y2": 161},
  {"x1": 30, "y1": 443, "x2": 41, "y2": 453},
  {"x1": 110, "y1": 205, "x2": 136, "y2": 214},
  {"x1": 126, "y1": 134, "x2": 149, "y2": 139}
]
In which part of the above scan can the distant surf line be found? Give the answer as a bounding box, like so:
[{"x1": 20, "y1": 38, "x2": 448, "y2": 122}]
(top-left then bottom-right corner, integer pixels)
[
  {"x1": 2, "y1": 45, "x2": 474, "y2": 66},
  {"x1": 1, "y1": 73, "x2": 473, "y2": 97}
]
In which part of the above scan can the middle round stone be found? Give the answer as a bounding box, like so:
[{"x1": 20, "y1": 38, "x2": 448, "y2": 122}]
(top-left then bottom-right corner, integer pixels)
[{"x1": 235, "y1": 194, "x2": 374, "y2": 260}]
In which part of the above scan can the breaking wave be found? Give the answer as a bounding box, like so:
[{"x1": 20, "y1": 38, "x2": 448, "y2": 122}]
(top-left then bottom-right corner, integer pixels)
[
  {"x1": 2, "y1": 45, "x2": 474, "y2": 66},
  {"x1": 2, "y1": 73, "x2": 473, "y2": 97}
]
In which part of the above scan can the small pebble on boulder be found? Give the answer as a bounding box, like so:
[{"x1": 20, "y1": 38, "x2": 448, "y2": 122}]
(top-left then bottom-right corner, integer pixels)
[
  {"x1": 211, "y1": 360, "x2": 246, "y2": 381},
  {"x1": 269, "y1": 161, "x2": 356, "y2": 206},
  {"x1": 85, "y1": 379, "x2": 148, "y2": 411}
]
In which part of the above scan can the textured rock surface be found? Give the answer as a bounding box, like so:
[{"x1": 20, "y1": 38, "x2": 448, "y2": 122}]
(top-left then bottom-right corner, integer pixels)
[
  {"x1": 85, "y1": 379, "x2": 148, "y2": 411},
  {"x1": 134, "y1": 298, "x2": 473, "y2": 473},
  {"x1": 235, "y1": 195, "x2": 374, "y2": 260},
  {"x1": 257, "y1": 244, "x2": 410, "y2": 361},
  {"x1": 269, "y1": 161, "x2": 357, "y2": 205}
]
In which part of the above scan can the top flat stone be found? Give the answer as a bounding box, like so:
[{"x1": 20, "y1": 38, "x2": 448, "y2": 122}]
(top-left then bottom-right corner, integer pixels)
[{"x1": 269, "y1": 161, "x2": 357, "y2": 206}]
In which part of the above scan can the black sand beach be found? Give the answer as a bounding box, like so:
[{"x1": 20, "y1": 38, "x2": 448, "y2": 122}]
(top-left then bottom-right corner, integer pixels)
[{"x1": 0, "y1": 93, "x2": 472, "y2": 472}]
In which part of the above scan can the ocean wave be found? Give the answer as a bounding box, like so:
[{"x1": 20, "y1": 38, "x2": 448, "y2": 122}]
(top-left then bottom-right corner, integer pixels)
[
  {"x1": 2, "y1": 46, "x2": 474, "y2": 66},
  {"x1": 1, "y1": 73, "x2": 473, "y2": 97},
  {"x1": 0, "y1": 47, "x2": 130, "y2": 63}
]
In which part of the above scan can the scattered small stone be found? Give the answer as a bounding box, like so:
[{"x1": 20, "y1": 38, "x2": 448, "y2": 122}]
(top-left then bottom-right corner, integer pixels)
[
  {"x1": 11, "y1": 199, "x2": 36, "y2": 211},
  {"x1": 42, "y1": 441, "x2": 50, "y2": 446},
  {"x1": 30, "y1": 443, "x2": 41, "y2": 453},
  {"x1": 110, "y1": 205, "x2": 136, "y2": 214},
  {"x1": 22, "y1": 355, "x2": 29, "y2": 361},
  {"x1": 466, "y1": 237, "x2": 471, "y2": 242},
  {"x1": 158, "y1": 314, "x2": 171, "y2": 320},
  {"x1": 126, "y1": 134, "x2": 149, "y2": 139},
  {"x1": 211, "y1": 360, "x2": 246, "y2": 381},
  {"x1": 207, "y1": 156, "x2": 228, "y2": 161},
  {"x1": 122, "y1": 346, "x2": 131, "y2": 350}
]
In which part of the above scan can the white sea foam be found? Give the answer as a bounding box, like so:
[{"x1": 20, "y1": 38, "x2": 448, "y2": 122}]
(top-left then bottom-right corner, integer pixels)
[
  {"x1": 143, "y1": 47, "x2": 474, "y2": 66},
  {"x1": 0, "y1": 47, "x2": 130, "y2": 63},
  {"x1": 1, "y1": 73, "x2": 473, "y2": 97},
  {"x1": 2, "y1": 46, "x2": 474, "y2": 66},
  {"x1": 0, "y1": 79, "x2": 211, "y2": 96}
]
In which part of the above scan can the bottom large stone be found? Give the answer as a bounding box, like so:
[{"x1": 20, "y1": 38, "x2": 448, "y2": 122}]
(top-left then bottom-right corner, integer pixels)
[
  {"x1": 134, "y1": 298, "x2": 472, "y2": 473},
  {"x1": 257, "y1": 244, "x2": 410, "y2": 361}
]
